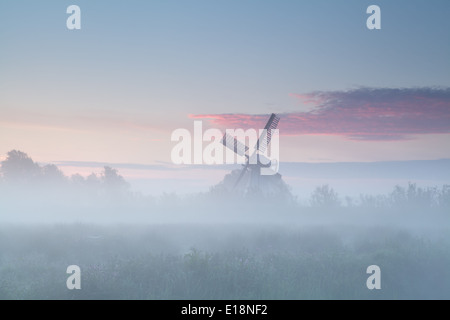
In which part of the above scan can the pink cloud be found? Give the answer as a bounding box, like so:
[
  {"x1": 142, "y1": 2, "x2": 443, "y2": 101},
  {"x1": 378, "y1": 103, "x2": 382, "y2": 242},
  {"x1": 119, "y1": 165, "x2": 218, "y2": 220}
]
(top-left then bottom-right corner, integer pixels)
[
  {"x1": 193, "y1": 87, "x2": 450, "y2": 141},
  {"x1": 189, "y1": 113, "x2": 269, "y2": 128}
]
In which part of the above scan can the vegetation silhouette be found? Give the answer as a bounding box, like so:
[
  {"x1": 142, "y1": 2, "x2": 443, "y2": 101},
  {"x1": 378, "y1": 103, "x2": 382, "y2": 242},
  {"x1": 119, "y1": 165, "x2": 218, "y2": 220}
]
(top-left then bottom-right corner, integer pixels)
[{"x1": 0, "y1": 149, "x2": 449, "y2": 212}]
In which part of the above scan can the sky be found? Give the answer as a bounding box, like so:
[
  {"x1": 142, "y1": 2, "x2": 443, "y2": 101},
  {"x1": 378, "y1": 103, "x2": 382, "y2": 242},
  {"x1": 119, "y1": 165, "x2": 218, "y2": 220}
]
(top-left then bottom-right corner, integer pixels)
[{"x1": 1, "y1": 0, "x2": 450, "y2": 194}]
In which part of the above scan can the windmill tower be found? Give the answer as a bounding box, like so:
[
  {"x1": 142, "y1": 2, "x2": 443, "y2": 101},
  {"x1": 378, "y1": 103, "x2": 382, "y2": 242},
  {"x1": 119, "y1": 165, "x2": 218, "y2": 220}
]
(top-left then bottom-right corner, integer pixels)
[{"x1": 221, "y1": 113, "x2": 281, "y2": 194}]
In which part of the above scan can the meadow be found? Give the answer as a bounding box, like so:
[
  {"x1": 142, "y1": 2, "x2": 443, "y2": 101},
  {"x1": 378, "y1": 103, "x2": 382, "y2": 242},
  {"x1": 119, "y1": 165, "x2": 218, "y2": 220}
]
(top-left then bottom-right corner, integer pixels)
[{"x1": 0, "y1": 220, "x2": 449, "y2": 300}]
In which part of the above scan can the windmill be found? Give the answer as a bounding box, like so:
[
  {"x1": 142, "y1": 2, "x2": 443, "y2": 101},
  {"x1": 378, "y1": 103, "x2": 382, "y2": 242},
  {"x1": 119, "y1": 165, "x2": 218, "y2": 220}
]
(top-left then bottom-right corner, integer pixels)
[{"x1": 221, "y1": 113, "x2": 281, "y2": 193}]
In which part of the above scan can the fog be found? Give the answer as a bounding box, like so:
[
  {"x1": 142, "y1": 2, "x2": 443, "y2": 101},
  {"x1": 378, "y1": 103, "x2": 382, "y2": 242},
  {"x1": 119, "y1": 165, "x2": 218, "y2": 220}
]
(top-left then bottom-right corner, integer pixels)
[{"x1": 1, "y1": 150, "x2": 449, "y2": 299}]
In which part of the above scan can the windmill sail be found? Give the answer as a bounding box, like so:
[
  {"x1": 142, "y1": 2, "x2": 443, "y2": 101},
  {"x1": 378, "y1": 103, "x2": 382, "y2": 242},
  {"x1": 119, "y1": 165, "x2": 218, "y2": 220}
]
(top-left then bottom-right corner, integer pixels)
[
  {"x1": 222, "y1": 133, "x2": 249, "y2": 157},
  {"x1": 257, "y1": 113, "x2": 280, "y2": 153}
]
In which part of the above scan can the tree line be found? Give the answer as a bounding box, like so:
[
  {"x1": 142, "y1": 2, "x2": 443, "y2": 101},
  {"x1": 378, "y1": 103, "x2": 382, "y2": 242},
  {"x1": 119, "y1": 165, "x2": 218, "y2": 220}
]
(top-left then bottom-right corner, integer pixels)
[
  {"x1": 1, "y1": 149, "x2": 449, "y2": 210},
  {"x1": 0, "y1": 150, "x2": 129, "y2": 196}
]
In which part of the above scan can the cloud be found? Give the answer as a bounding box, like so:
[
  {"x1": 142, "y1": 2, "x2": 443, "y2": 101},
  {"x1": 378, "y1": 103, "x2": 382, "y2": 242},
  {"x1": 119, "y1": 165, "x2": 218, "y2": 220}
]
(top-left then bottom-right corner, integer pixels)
[
  {"x1": 189, "y1": 113, "x2": 270, "y2": 129},
  {"x1": 193, "y1": 87, "x2": 450, "y2": 141}
]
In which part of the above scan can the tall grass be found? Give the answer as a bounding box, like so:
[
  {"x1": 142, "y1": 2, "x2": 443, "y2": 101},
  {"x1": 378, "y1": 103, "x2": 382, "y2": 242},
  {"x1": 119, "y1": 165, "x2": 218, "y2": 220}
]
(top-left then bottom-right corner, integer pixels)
[{"x1": 0, "y1": 224, "x2": 449, "y2": 300}]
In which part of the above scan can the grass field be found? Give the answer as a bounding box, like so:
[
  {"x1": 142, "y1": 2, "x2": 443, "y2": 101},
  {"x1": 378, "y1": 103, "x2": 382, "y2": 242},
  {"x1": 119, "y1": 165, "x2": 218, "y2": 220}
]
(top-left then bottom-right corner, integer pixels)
[{"x1": 1, "y1": 222, "x2": 449, "y2": 300}]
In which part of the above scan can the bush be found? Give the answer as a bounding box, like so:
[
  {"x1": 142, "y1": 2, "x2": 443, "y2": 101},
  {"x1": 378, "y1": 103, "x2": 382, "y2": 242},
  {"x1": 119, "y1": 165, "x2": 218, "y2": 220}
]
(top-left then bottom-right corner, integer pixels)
[{"x1": 310, "y1": 185, "x2": 341, "y2": 208}]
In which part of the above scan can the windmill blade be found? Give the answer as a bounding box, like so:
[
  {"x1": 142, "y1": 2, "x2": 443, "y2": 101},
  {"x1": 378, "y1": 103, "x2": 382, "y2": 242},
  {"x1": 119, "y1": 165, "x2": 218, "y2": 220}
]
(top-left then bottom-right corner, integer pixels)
[
  {"x1": 222, "y1": 133, "x2": 249, "y2": 156},
  {"x1": 257, "y1": 113, "x2": 280, "y2": 152},
  {"x1": 264, "y1": 113, "x2": 280, "y2": 131},
  {"x1": 233, "y1": 163, "x2": 249, "y2": 189}
]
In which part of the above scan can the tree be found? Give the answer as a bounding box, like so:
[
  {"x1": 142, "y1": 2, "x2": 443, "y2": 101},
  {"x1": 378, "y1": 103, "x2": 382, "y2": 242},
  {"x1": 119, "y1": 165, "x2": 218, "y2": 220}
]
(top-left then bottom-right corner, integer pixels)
[
  {"x1": 102, "y1": 166, "x2": 128, "y2": 188},
  {"x1": 70, "y1": 173, "x2": 86, "y2": 185},
  {"x1": 0, "y1": 150, "x2": 41, "y2": 183},
  {"x1": 439, "y1": 185, "x2": 450, "y2": 209},
  {"x1": 101, "y1": 166, "x2": 129, "y2": 199},
  {"x1": 41, "y1": 164, "x2": 66, "y2": 184},
  {"x1": 86, "y1": 173, "x2": 100, "y2": 186},
  {"x1": 310, "y1": 185, "x2": 341, "y2": 208},
  {"x1": 389, "y1": 183, "x2": 438, "y2": 208}
]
